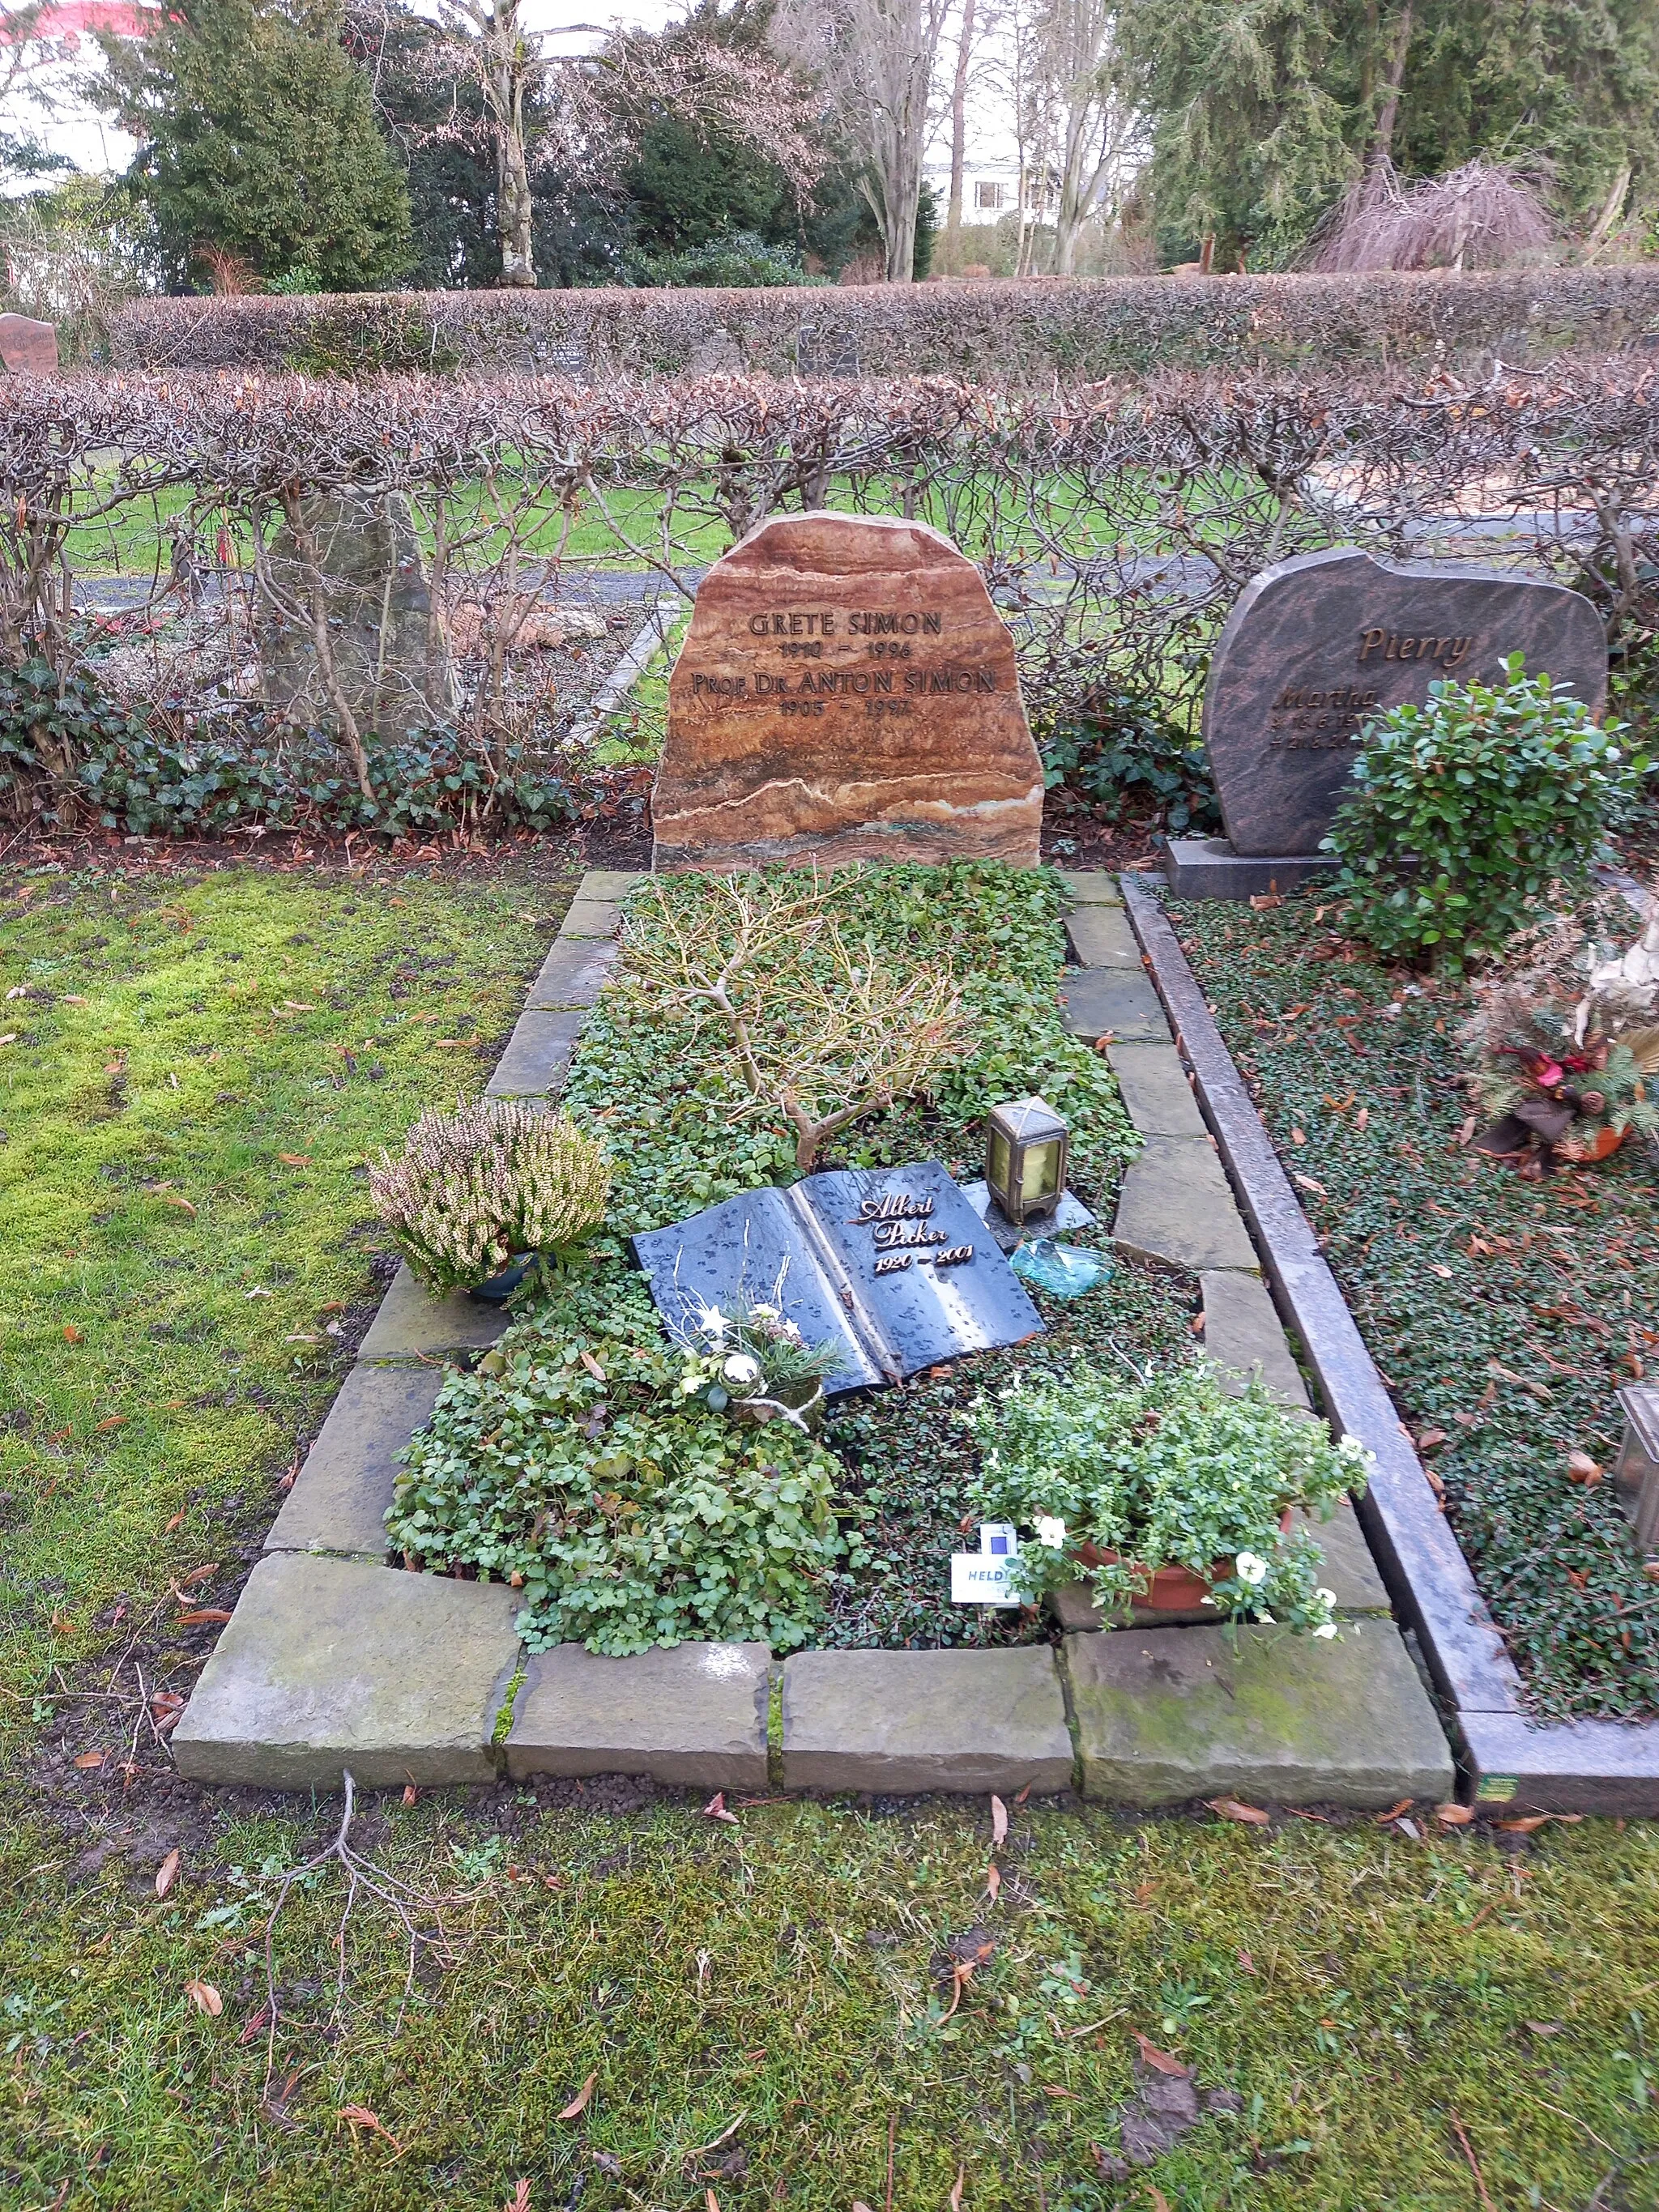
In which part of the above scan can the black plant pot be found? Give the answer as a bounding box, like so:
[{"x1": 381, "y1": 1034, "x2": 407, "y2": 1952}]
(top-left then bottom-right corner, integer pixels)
[{"x1": 466, "y1": 1253, "x2": 544, "y2": 1305}]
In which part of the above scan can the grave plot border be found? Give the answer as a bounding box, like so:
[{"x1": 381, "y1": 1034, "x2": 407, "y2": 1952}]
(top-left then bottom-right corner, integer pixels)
[
  {"x1": 171, "y1": 867, "x2": 1452, "y2": 1809},
  {"x1": 1122, "y1": 875, "x2": 1659, "y2": 1815}
]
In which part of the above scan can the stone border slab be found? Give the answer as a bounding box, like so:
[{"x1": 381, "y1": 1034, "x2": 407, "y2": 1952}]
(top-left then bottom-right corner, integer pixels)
[
  {"x1": 781, "y1": 1647, "x2": 1074, "y2": 1793},
  {"x1": 1059, "y1": 966, "x2": 1167, "y2": 1042},
  {"x1": 1200, "y1": 1269, "x2": 1309, "y2": 1406},
  {"x1": 1064, "y1": 1620, "x2": 1454, "y2": 1807},
  {"x1": 1107, "y1": 1043, "x2": 1208, "y2": 1138},
  {"x1": 172, "y1": 1554, "x2": 521, "y2": 1788},
  {"x1": 265, "y1": 1363, "x2": 444, "y2": 1558},
  {"x1": 1124, "y1": 874, "x2": 1659, "y2": 1813},
  {"x1": 526, "y1": 938, "x2": 620, "y2": 1011},
  {"x1": 357, "y1": 1263, "x2": 507, "y2": 1363},
  {"x1": 1112, "y1": 1137, "x2": 1260, "y2": 1273},
  {"x1": 484, "y1": 1008, "x2": 584, "y2": 1099},
  {"x1": 506, "y1": 1642, "x2": 770, "y2": 1788}
]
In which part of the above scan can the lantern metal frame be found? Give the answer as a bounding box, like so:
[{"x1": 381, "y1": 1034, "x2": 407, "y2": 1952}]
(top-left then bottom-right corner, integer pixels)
[
  {"x1": 983, "y1": 1094, "x2": 1070, "y2": 1227},
  {"x1": 1614, "y1": 1382, "x2": 1659, "y2": 1550}
]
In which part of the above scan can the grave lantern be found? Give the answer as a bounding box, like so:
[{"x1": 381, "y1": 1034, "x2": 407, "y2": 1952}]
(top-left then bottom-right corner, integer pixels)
[
  {"x1": 984, "y1": 1096, "x2": 1068, "y2": 1226},
  {"x1": 1614, "y1": 1383, "x2": 1659, "y2": 1549}
]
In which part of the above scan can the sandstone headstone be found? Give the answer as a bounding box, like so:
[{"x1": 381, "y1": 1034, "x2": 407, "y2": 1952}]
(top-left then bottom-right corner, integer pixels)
[
  {"x1": 260, "y1": 486, "x2": 453, "y2": 740},
  {"x1": 0, "y1": 313, "x2": 58, "y2": 375},
  {"x1": 1205, "y1": 548, "x2": 1607, "y2": 856},
  {"x1": 651, "y1": 512, "x2": 1043, "y2": 868}
]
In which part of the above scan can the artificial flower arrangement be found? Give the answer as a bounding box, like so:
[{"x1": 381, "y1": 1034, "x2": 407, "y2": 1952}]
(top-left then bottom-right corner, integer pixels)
[
  {"x1": 674, "y1": 1298, "x2": 847, "y2": 1432},
  {"x1": 1461, "y1": 893, "x2": 1659, "y2": 1175},
  {"x1": 962, "y1": 1360, "x2": 1371, "y2": 1635},
  {"x1": 369, "y1": 1099, "x2": 612, "y2": 1295}
]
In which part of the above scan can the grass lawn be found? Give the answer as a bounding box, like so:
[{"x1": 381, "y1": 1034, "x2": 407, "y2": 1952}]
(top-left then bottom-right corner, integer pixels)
[
  {"x1": 4, "y1": 856, "x2": 1659, "y2": 2211},
  {"x1": 1164, "y1": 892, "x2": 1659, "y2": 1724}
]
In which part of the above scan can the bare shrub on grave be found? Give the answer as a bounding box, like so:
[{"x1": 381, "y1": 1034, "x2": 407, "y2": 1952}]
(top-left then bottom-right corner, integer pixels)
[
  {"x1": 1310, "y1": 160, "x2": 1555, "y2": 276},
  {"x1": 621, "y1": 872, "x2": 973, "y2": 1170},
  {"x1": 3, "y1": 355, "x2": 1658, "y2": 834}
]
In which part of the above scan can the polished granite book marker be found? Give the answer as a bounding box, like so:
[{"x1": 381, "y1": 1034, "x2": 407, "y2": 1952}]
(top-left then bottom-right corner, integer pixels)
[{"x1": 631, "y1": 1161, "x2": 1044, "y2": 1391}]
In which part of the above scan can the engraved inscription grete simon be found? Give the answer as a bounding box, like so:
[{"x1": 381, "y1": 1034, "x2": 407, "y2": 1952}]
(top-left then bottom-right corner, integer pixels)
[
  {"x1": 1267, "y1": 624, "x2": 1477, "y2": 752},
  {"x1": 847, "y1": 1187, "x2": 976, "y2": 1278},
  {"x1": 688, "y1": 603, "x2": 1000, "y2": 716}
]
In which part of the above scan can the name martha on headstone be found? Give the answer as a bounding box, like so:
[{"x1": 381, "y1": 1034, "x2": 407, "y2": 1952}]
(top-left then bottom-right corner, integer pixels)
[
  {"x1": 1204, "y1": 548, "x2": 1607, "y2": 857},
  {"x1": 650, "y1": 513, "x2": 1043, "y2": 870}
]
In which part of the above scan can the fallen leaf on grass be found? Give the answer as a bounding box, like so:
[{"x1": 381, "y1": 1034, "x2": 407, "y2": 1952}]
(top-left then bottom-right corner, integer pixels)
[
  {"x1": 1131, "y1": 2033, "x2": 1189, "y2": 2077},
  {"x1": 1525, "y1": 2021, "x2": 1564, "y2": 2037},
  {"x1": 164, "y1": 1511, "x2": 186, "y2": 1533},
  {"x1": 702, "y1": 1792, "x2": 739, "y2": 1826},
  {"x1": 184, "y1": 1980, "x2": 222, "y2": 2017},
  {"x1": 1042, "y1": 2085, "x2": 1080, "y2": 2100},
  {"x1": 159, "y1": 1192, "x2": 197, "y2": 1216},
  {"x1": 175, "y1": 1608, "x2": 232, "y2": 1626},
  {"x1": 984, "y1": 1865, "x2": 1001, "y2": 1903},
  {"x1": 557, "y1": 2073, "x2": 598, "y2": 2120},
  {"x1": 949, "y1": 2166, "x2": 966, "y2": 2211},
  {"x1": 338, "y1": 2104, "x2": 403, "y2": 2151},
  {"x1": 1374, "y1": 1799, "x2": 1414, "y2": 1824},
  {"x1": 74, "y1": 1751, "x2": 105, "y2": 1771},
  {"x1": 1205, "y1": 1796, "x2": 1269, "y2": 1826},
  {"x1": 1149, "y1": 2191, "x2": 1173, "y2": 2212},
  {"x1": 402, "y1": 1784, "x2": 418, "y2": 1807},
  {"x1": 1499, "y1": 1813, "x2": 1582, "y2": 1833},
  {"x1": 280, "y1": 1000, "x2": 318, "y2": 1013},
  {"x1": 504, "y1": 2182, "x2": 531, "y2": 2212},
  {"x1": 156, "y1": 1848, "x2": 180, "y2": 1898},
  {"x1": 176, "y1": 1563, "x2": 218, "y2": 1588},
  {"x1": 1435, "y1": 1804, "x2": 1474, "y2": 1826},
  {"x1": 990, "y1": 1793, "x2": 1009, "y2": 1849},
  {"x1": 63, "y1": 1324, "x2": 83, "y2": 1345}
]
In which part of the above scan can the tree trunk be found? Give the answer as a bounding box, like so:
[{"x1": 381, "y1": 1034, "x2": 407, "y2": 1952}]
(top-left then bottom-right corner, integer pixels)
[
  {"x1": 944, "y1": 0, "x2": 975, "y2": 272},
  {"x1": 1364, "y1": 1, "x2": 1413, "y2": 185}
]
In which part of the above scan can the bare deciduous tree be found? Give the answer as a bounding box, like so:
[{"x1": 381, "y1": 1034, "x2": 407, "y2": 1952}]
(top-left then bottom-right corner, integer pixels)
[
  {"x1": 774, "y1": 0, "x2": 951, "y2": 282},
  {"x1": 1034, "y1": 0, "x2": 1141, "y2": 275}
]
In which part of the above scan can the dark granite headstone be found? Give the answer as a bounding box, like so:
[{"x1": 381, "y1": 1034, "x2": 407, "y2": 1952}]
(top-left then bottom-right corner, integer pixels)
[
  {"x1": 795, "y1": 320, "x2": 859, "y2": 377},
  {"x1": 1205, "y1": 548, "x2": 1607, "y2": 856},
  {"x1": 631, "y1": 1161, "x2": 1043, "y2": 1392}
]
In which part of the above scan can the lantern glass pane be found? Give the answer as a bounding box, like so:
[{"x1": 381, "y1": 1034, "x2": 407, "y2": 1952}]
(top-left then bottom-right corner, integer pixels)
[
  {"x1": 1021, "y1": 1139, "x2": 1062, "y2": 1201},
  {"x1": 987, "y1": 1125, "x2": 1011, "y2": 1200}
]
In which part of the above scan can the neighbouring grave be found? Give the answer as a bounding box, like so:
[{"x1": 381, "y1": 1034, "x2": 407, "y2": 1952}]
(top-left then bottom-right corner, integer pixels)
[
  {"x1": 260, "y1": 486, "x2": 454, "y2": 739},
  {"x1": 0, "y1": 313, "x2": 58, "y2": 375},
  {"x1": 631, "y1": 1161, "x2": 1043, "y2": 1387},
  {"x1": 650, "y1": 512, "x2": 1044, "y2": 869},
  {"x1": 1166, "y1": 546, "x2": 1607, "y2": 898}
]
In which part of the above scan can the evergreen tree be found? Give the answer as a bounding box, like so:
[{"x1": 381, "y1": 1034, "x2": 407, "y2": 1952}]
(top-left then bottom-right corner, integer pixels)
[
  {"x1": 103, "y1": 0, "x2": 412, "y2": 291},
  {"x1": 1117, "y1": 0, "x2": 1659, "y2": 266}
]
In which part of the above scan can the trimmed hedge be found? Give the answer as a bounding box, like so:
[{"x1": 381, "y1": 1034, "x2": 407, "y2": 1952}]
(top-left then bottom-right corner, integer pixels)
[{"x1": 104, "y1": 267, "x2": 1659, "y2": 381}]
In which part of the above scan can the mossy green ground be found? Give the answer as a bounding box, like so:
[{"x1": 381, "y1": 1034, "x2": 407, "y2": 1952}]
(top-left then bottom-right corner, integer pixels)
[{"x1": 4, "y1": 859, "x2": 1659, "y2": 2210}]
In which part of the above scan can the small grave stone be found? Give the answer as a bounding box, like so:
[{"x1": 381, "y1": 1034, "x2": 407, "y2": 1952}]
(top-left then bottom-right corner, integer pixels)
[
  {"x1": 795, "y1": 319, "x2": 859, "y2": 377},
  {"x1": 260, "y1": 486, "x2": 454, "y2": 739},
  {"x1": 0, "y1": 313, "x2": 58, "y2": 375},
  {"x1": 631, "y1": 1160, "x2": 1043, "y2": 1390},
  {"x1": 651, "y1": 511, "x2": 1044, "y2": 869},
  {"x1": 1167, "y1": 546, "x2": 1606, "y2": 897}
]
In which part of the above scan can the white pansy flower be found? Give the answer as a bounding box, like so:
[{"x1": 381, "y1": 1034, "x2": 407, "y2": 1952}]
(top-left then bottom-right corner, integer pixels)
[
  {"x1": 723, "y1": 1353, "x2": 761, "y2": 1387},
  {"x1": 1316, "y1": 1587, "x2": 1336, "y2": 1607},
  {"x1": 1257, "y1": 1609, "x2": 1275, "y2": 1624},
  {"x1": 1235, "y1": 1551, "x2": 1269, "y2": 1586},
  {"x1": 1312, "y1": 1622, "x2": 1338, "y2": 1639},
  {"x1": 1034, "y1": 1515, "x2": 1067, "y2": 1550}
]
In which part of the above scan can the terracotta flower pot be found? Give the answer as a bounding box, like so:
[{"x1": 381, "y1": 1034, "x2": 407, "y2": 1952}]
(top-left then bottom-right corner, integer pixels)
[
  {"x1": 1077, "y1": 1509, "x2": 1294, "y2": 1612},
  {"x1": 1555, "y1": 1123, "x2": 1626, "y2": 1166}
]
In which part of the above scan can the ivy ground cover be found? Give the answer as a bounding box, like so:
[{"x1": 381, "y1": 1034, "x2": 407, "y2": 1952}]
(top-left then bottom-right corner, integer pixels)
[
  {"x1": 394, "y1": 862, "x2": 1207, "y2": 1654},
  {"x1": 1166, "y1": 891, "x2": 1659, "y2": 1720}
]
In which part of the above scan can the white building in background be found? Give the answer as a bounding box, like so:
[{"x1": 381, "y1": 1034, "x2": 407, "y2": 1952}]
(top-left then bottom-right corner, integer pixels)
[{"x1": 0, "y1": 0, "x2": 150, "y2": 184}]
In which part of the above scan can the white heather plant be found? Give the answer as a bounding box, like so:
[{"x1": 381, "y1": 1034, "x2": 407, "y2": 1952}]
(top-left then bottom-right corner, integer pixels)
[
  {"x1": 963, "y1": 1362, "x2": 1371, "y2": 1634},
  {"x1": 369, "y1": 1100, "x2": 612, "y2": 1295}
]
